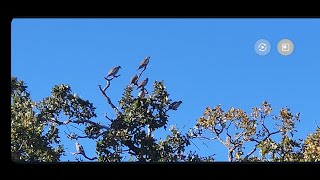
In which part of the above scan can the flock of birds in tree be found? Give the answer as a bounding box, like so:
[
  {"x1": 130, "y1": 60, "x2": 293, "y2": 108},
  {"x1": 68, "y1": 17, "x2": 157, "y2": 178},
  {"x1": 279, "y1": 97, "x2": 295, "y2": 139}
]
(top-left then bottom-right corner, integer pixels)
[
  {"x1": 105, "y1": 56, "x2": 182, "y2": 110},
  {"x1": 74, "y1": 56, "x2": 182, "y2": 160}
]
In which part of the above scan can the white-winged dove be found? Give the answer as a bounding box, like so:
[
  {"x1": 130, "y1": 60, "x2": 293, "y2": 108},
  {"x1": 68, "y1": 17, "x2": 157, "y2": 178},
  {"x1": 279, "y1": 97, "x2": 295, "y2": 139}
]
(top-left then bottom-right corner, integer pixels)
[
  {"x1": 106, "y1": 66, "x2": 121, "y2": 78},
  {"x1": 75, "y1": 142, "x2": 85, "y2": 155},
  {"x1": 136, "y1": 78, "x2": 148, "y2": 89},
  {"x1": 170, "y1": 101, "x2": 182, "y2": 110},
  {"x1": 130, "y1": 74, "x2": 139, "y2": 85},
  {"x1": 137, "y1": 56, "x2": 150, "y2": 70}
]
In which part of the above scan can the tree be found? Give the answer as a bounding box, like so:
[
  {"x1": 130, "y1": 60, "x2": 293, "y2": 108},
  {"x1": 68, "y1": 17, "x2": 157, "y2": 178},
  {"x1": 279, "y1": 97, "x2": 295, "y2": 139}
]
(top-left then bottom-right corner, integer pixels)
[
  {"x1": 11, "y1": 76, "x2": 99, "y2": 162},
  {"x1": 11, "y1": 77, "x2": 64, "y2": 162},
  {"x1": 11, "y1": 57, "x2": 213, "y2": 162},
  {"x1": 80, "y1": 59, "x2": 211, "y2": 162},
  {"x1": 191, "y1": 101, "x2": 320, "y2": 162},
  {"x1": 11, "y1": 57, "x2": 320, "y2": 162},
  {"x1": 302, "y1": 127, "x2": 320, "y2": 161}
]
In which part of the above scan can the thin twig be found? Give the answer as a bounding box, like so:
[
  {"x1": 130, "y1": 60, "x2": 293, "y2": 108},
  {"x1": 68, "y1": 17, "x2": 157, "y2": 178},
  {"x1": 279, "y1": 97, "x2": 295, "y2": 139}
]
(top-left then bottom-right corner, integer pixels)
[
  {"x1": 137, "y1": 66, "x2": 147, "y2": 82},
  {"x1": 69, "y1": 124, "x2": 86, "y2": 132},
  {"x1": 189, "y1": 139, "x2": 201, "y2": 151},
  {"x1": 182, "y1": 118, "x2": 193, "y2": 133},
  {"x1": 76, "y1": 133, "x2": 103, "y2": 139},
  {"x1": 215, "y1": 134, "x2": 227, "y2": 147},
  {"x1": 195, "y1": 136, "x2": 217, "y2": 141},
  {"x1": 244, "y1": 130, "x2": 281, "y2": 160},
  {"x1": 71, "y1": 152, "x2": 98, "y2": 161},
  {"x1": 104, "y1": 112, "x2": 113, "y2": 121},
  {"x1": 98, "y1": 85, "x2": 121, "y2": 115}
]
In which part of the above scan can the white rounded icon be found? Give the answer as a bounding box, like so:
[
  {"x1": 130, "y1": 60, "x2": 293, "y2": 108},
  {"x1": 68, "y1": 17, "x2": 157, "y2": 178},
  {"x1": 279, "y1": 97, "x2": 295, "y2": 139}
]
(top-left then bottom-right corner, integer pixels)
[
  {"x1": 255, "y1": 39, "x2": 271, "y2": 56},
  {"x1": 278, "y1": 39, "x2": 294, "y2": 56},
  {"x1": 258, "y1": 43, "x2": 267, "y2": 51}
]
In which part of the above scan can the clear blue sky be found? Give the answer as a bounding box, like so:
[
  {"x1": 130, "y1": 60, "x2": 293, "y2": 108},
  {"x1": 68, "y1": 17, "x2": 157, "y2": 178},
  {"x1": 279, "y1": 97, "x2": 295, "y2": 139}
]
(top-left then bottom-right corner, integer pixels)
[{"x1": 11, "y1": 18, "x2": 320, "y2": 161}]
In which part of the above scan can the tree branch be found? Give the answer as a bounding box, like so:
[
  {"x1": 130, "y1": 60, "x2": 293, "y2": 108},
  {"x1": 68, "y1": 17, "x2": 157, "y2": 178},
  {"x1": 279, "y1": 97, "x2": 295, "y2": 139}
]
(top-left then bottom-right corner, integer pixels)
[
  {"x1": 74, "y1": 133, "x2": 103, "y2": 140},
  {"x1": 103, "y1": 75, "x2": 120, "y2": 89},
  {"x1": 243, "y1": 146, "x2": 257, "y2": 161},
  {"x1": 244, "y1": 130, "x2": 281, "y2": 160},
  {"x1": 71, "y1": 119, "x2": 109, "y2": 129},
  {"x1": 104, "y1": 112, "x2": 113, "y2": 121},
  {"x1": 124, "y1": 140, "x2": 140, "y2": 156},
  {"x1": 137, "y1": 66, "x2": 147, "y2": 82},
  {"x1": 98, "y1": 85, "x2": 121, "y2": 115},
  {"x1": 261, "y1": 120, "x2": 270, "y2": 135},
  {"x1": 216, "y1": 133, "x2": 227, "y2": 147},
  {"x1": 194, "y1": 136, "x2": 217, "y2": 141},
  {"x1": 234, "y1": 130, "x2": 245, "y2": 142},
  {"x1": 71, "y1": 152, "x2": 98, "y2": 161}
]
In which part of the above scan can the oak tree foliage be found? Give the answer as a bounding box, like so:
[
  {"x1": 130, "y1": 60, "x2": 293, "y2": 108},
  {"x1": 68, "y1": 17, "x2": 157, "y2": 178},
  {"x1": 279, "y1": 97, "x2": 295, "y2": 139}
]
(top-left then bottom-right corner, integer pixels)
[{"x1": 11, "y1": 58, "x2": 320, "y2": 162}]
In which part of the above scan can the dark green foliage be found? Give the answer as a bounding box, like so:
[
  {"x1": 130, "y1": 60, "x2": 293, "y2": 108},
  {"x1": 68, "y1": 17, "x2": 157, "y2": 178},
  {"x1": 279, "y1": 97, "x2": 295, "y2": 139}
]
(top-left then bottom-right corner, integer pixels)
[{"x1": 11, "y1": 59, "x2": 320, "y2": 162}]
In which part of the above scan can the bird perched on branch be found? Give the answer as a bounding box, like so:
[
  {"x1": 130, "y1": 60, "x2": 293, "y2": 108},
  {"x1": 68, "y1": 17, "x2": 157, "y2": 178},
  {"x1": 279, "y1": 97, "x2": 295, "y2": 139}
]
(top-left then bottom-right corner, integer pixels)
[
  {"x1": 137, "y1": 56, "x2": 150, "y2": 70},
  {"x1": 75, "y1": 142, "x2": 85, "y2": 155},
  {"x1": 138, "y1": 89, "x2": 146, "y2": 98},
  {"x1": 137, "y1": 78, "x2": 148, "y2": 89},
  {"x1": 130, "y1": 74, "x2": 139, "y2": 86},
  {"x1": 169, "y1": 101, "x2": 182, "y2": 110},
  {"x1": 106, "y1": 66, "x2": 121, "y2": 78}
]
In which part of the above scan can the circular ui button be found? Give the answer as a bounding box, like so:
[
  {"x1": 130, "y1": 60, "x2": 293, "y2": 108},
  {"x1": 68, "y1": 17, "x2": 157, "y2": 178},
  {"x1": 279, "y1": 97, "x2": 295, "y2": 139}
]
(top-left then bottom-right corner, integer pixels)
[
  {"x1": 255, "y1": 39, "x2": 271, "y2": 56},
  {"x1": 278, "y1": 39, "x2": 294, "y2": 56}
]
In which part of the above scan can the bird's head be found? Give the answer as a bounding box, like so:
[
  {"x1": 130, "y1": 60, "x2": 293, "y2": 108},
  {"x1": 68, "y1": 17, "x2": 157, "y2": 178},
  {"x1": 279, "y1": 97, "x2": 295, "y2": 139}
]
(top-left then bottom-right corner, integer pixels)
[
  {"x1": 118, "y1": 66, "x2": 122, "y2": 69},
  {"x1": 179, "y1": 101, "x2": 182, "y2": 104},
  {"x1": 75, "y1": 142, "x2": 79, "y2": 145}
]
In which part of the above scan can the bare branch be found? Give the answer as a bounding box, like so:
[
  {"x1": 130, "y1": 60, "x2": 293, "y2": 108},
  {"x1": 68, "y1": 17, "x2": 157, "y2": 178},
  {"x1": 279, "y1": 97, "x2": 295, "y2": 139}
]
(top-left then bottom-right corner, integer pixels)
[
  {"x1": 249, "y1": 138, "x2": 260, "y2": 144},
  {"x1": 261, "y1": 120, "x2": 270, "y2": 135},
  {"x1": 71, "y1": 119, "x2": 109, "y2": 129},
  {"x1": 226, "y1": 125, "x2": 233, "y2": 142},
  {"x1": 69, "y1": 124, "x2": 85, "y2": 132},
  {"x1": 104, "y1": 112, "x2": 113, "y2": 121},
  {"x1": 71, "y1": 152, "x2": 98, "y2": 161},
  {"x1": 226, "y1": 121, "x2": 232, "y2": 129},
  {"x1": 215, "y1": 133, "x2": 227, "y2": 147},
  {"x1": 75, "y1": 133, "x2": 103, "y2": 139},
  {"x1": 244, "y1": 146, "x2": 257, "y2": 161},
  {"x1": 268, "y1": 130, "x2": 281, "y2": 137},
  {"x1": 244, "y1": 130, "x2": 281, "y2": 160},
  {"x1": 65, "y1": 131, "x2": 78, "y2": 140},
  {"x1": 194, "y1": 136, "x2": 217, "y2": 141},
  {"x1": 181, "y1": 118, "x2": 193, "y2": 133},
  {"x1": 83, "y1": 154, "x2": 98, "y2": 161},
  {"x1": 200, "y1": 139, "x2": 210, "y2": 149},
  {"x1": 137, "y1": 66, "x2": 147, "y2": 82},
  {"x1": 98, "y1": 85, "x2": 121, "y2": 115},
  {"x1": 213, "y1": 125, "x2": 223, "y2": 135},
  {"x1": 189, "y1": 139, "x2": 201, "y2": 151},
  {"x1": 234, "y1": 130, "x2": 245, "y2": 142},
  {"x1": 99, "y1": 72, "x2": 123, "y2": 116}
]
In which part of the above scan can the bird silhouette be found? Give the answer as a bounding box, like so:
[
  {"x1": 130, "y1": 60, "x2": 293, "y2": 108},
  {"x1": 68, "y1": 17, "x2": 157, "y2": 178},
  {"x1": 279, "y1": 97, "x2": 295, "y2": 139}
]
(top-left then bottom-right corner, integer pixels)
[
  {"x1": 137, "y1": 56, "x2": 150, "y2": 70},
  {"x1": 75, "y1": 142, "x2": 85, "y2": 155},
  {"x1": 137, "y1": 78, "x2": 149, "y2": 89},
  {"x1": 74, "y1": 142, "x2": 98, "y2": 161},
  {"x1": 106, "y1": 66, "x2": 121, "y2": 78},
  {"x1": 130, "y1": 74, "x2": 139, "y2": 85},
  {"x1": 170, "y1": 101, "x2": 182, "y2": 110}
]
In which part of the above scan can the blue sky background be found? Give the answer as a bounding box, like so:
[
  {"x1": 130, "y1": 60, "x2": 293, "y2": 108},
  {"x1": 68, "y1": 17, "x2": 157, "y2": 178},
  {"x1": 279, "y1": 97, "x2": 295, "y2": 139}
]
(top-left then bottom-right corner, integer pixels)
[{"x1": 11, "y1": 18, "x2": 320, "y2": 161}]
